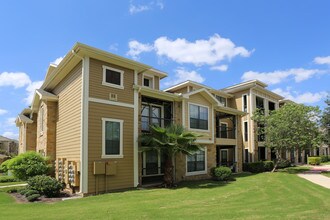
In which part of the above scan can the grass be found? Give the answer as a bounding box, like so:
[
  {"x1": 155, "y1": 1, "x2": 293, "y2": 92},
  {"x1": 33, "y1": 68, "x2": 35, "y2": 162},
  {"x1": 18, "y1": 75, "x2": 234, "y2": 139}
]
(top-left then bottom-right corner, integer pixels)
[
  {"x1": 277, "y1": 166, "x2": 311, "y2": 174},
  {"x1": 0, "y1": 172, "x2": 329, "y2": 219},
  {"x1": 322, "y1": 172, "x2": 330, "y2": 178}
]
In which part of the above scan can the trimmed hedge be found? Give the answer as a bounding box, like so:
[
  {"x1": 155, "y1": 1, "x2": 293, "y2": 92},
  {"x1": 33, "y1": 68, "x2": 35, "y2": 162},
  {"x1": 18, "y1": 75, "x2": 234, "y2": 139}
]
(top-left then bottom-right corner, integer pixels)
[
  {"x1": 243, "y1": 161, "x2": 275, "y2": 173},
  {"x1": 0, "y1": 176, "x2": 18, "y2": 183},
  {"x1": 308, "y1": 157, "x2": 321, "y2": 165},
  {"x1": 27, "y1": 175, "x2": 63, "y2": 198},
  {"x1": 276, "y1": 160, "x2": 291, "y2": 169},
  {"x1": 321, "y1": 155, "x2": 329, "y2": 163},
  {"x1": 211, "y1": 166, "x2": 232, "y2": 181},
  {"x1": 26, "y1": 193, "x2": 40, "y2": 202}
]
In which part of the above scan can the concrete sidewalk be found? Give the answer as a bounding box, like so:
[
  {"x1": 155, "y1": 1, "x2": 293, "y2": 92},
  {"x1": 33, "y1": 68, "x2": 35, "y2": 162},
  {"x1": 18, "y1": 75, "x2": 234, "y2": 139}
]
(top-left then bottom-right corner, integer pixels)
[
  {"x1": 0, "y1": 183, "x2": 27, "y2": 189},
  {"x1": 297, "y1": 173, "x2": 330, "y2": 189}
]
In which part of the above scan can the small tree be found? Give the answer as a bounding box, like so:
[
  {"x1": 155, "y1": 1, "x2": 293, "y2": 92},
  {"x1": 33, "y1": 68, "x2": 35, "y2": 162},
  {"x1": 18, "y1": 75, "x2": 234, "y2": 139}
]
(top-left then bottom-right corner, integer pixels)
[
  {"x1": 140, "y1": 124, "x2": 202, "y2": 187},
  {"x1": 4, "y1": 151, "x2": 50, "y2": 180},
  {"x1": 321, "y1": 95, "x2": 330, "y2": 146},
  {"x1": 252, "y1": 103, "x2": 322, "y2": 171}
]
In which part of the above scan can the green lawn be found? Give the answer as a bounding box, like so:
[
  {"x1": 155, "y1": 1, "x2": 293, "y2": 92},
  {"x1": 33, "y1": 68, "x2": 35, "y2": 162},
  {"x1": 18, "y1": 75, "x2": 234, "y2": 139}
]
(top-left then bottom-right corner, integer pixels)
[
  {"x1": 0, "y1": 172, "x2": 329, "y2": 220},
  {"x1": 322, "y1": 172, "x2": 330, "y2": 178}
]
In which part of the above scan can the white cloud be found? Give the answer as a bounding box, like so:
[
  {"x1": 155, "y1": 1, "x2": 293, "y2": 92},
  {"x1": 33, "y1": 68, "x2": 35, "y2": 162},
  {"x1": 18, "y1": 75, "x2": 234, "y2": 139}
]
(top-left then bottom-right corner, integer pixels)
[
  {"x1": 127, "y1": 40, "x2": 154, "y2": 59},
  {"x1": 5, "y1": 117, "x2": 16, "y2": 127},
  {"x1": 314, "y1": 56, "x2": 330, "y2": 65},
  {"x1": 129, "y1": 0, "x2": 164, "y2": 14},
  {"x1": 163, "y1": 67, "x2": 205, "y2": 87},
  {"x1": 127, "y1": 34, "x2": 252, "y2": 66},
  {"x1": 0, "y1": 72, "x2": 31, "y2": 88},
  {"x1": 109, "y1": 43, "x2": 119, "y2": 51},
  {"x1": 24, "y1": 81, "x2": 44, "y2": 105},
  {"x1": 2, "y1": 131, "x2": 18, "y2": 140},
  {"x1": 210, "y1": 65, "x2": 228, "y2": 72},
  {"x1": 51, "y1": 56, "x2": 64, "y2": 66},
  {"x1": 0, "y1": 109, "x2": 8, "y2": 115},
  {"x1": 272, "y1": 88, "x2": 327, "y2": 104},
  {"x1": 241, "y1": 68, "x2": 326, "y2": 85}
]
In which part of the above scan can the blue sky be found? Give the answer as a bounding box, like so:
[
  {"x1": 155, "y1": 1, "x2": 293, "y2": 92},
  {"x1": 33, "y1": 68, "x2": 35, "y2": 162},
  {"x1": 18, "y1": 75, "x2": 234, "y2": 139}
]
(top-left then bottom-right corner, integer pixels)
[{"x1": 0, "y1": 0, "x2": 330, "y2": 139}]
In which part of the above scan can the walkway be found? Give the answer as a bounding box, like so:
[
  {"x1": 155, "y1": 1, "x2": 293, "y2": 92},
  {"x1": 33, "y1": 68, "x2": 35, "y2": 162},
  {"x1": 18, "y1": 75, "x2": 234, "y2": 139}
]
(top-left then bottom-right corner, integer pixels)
[
  {"x1": 297, "y1": 164, "x2": 330, "y2": 189},
  {"x1": 0, "y1": 183, "x2": 27, "y2": 189}
]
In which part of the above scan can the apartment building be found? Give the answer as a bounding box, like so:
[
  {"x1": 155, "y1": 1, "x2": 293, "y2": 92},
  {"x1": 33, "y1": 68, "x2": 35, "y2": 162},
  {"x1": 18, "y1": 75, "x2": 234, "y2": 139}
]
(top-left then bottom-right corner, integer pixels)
[
  {"x1": 16, "y1": 43, "x2": 246, "y2": 195},
  {"x1": 222, "y1": 81, "x2": 284, "y2": 163}
]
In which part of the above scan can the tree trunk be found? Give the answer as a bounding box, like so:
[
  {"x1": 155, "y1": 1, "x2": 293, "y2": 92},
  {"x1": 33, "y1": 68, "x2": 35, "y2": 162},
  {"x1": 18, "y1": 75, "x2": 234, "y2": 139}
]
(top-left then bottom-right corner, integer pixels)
[
  {"x1": 163, "y1": 156, "x2": 173, "y2": 187},
  {"x1": 272, "y1": 150, "x2": 282, "y2": 172}
]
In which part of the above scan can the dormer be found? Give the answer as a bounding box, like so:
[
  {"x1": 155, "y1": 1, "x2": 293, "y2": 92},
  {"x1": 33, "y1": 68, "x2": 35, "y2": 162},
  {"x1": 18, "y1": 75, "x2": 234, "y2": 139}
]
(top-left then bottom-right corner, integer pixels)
[{"x1": 139, "y1": 68, "x2": 167, "y2": 90}]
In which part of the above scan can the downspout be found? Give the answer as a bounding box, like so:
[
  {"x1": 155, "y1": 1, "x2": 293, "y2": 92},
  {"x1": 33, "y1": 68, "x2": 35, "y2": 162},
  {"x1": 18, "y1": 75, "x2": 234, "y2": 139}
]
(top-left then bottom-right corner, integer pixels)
[{"x1": 72, "y1": 50, "x2": 89, "y2": 194}]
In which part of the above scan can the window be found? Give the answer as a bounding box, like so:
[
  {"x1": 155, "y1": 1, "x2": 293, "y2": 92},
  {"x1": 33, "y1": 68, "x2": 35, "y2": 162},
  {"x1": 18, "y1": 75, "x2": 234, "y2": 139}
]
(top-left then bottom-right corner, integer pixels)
[
  {"x1": 102, "y1": 118, "x2": 123, "y2": 158},
  {"x1": 220, "y1": 123, "x2": 228, "y2": 138},
  {"x1": 244, "y1": 121, "x2": 248, "y2": 141},
  {"x1": 189, "y1": 104, "x2": 208, "y2": 130},
  {"x1": 102, "y1": 66, "x2": 124, "y2": 89},
  {"x1": 143, "y1": 74, "x2": 154, "y2": 89},
  {"x1": 268, "y1": 101, "x2": 275, "y2": 112},
  {"x1": 187, "y1": 149, "x2": 206, "y2": 174},
  {"x1": 215, "y1": 95, "x2": 227, "y2": 106},
  {"x1": 242, "y1": 94, "x2": 248, "y2": 112},
  {"x1": 256, "y1": 96, "x2": 265, "y2": 114},
  {"x1": 141, "y1": 104, "x2": 162, "y2": 131}
]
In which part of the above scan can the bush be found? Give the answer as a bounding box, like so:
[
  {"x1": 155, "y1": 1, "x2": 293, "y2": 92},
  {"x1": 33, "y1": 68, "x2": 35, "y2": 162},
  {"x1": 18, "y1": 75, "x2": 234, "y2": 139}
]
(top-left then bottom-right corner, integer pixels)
[
  {"x1": 18, "y1": 188, "x2": 29, "y2": 195},
  {"x1": 276, "y1": 160, "x2": 291, "y2": 169},
  {"x1": 27, "y1": 175, "x2": 63, "y2": 197},
  {"x1": 0, "y1": 175, "x2": 18, "y2": 183},
  {"x1": 0, "y1": 159, "x2": 10, "y2": 173},
  {"x1": 4, "y1": 152, "x2": 50, "y2": 180},
  {"x1": 263, "y1": 161, "x2": 274, "y2": 171},
  {"x1": 308, "y1": 157, "x2": 321, "y2": 165},
  {"x1": 211, "y1": 166, "x2": 232, "y2": 181},
  {"x1": 320, "y1": 155, "x2": 329, "y2": 163},
  {"x1": 243, "y1": 162, "x2": 265, "y2": 173},
  {"x1": 26, "y1": 193, "x2": 40, "y2": 202},
  {"x1": 24, "y1": 189, "x2": 40, "y2": 197}
]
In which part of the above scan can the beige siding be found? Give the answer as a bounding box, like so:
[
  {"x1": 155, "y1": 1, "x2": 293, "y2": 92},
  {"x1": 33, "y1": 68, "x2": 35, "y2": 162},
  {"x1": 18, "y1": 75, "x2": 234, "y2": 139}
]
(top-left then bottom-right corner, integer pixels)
[
  {"x1": 88, "y1": 102, "x2": 134, "y2": 193},
  {"x1": 154, "y1": 76, "x2": 160, "y2": 90},
  {"x1": 89, "y1": 58, "x2": 134, "y2": 104},
  {"x1": 52, "y1": 62, "x2": 82, "y2": 161},
  {"x1": 185, "y1": 93, "x2": 213, "y2": 143}
]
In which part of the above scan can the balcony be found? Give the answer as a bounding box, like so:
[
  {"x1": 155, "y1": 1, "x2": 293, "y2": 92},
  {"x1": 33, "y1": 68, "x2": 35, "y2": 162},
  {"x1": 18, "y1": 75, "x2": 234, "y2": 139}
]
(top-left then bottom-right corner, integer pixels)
[
  {"x1": 215, "y1": 112, "x2": 237, "y2": 145},
  {"x1": 216, "y1": 127, "x2": 236, "y2": 139},
  {"x1": 141, "y1": 116, "x2": 173, "y2": 132}
]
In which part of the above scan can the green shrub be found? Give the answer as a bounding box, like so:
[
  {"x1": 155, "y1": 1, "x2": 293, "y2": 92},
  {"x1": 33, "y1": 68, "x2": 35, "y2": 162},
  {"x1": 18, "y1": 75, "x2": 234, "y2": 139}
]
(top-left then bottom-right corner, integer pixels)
[
  {"x1": 27, "y1": 175, "x2": 63, "y2": 197},
  {"x1": 320, "y1": 155, "x2": 329, "y2": 163},
  {"x1": 276, "y1": 160, "x2": 291, "y2": 169},
  {"x1": 4, "y1": 152, "x2": 50, "y2": 180},
  {"x1": 0, "y1": 159, "x2": 10, "y2": 173},
  {"x1": 6, "y1": 188, "x2": 18, "y2": 193},
  {"x1": 24, "y1": 189, "x2": 40, "y2": 197},
  {"x1": 26, "y1": 193, "x2": 40, "y2": 202},
  {"x1": 243, "y1": 162, "x2": 265, "y2": 173},
  {"x1": 18, "y1": 188, "x2": 29, "y2": 195},
  {"x1": 211, "y1": 166, "x2": 232, "y2": 181},
  {"x1": 0, "y1": 175, "x2": 18, "y2": 183},
  {"x1": 308, "y1": 157, "x2": 321, "y2": 165},
  {"x1": 263, "y1": 161, "x2": 274, "y2": 171}
]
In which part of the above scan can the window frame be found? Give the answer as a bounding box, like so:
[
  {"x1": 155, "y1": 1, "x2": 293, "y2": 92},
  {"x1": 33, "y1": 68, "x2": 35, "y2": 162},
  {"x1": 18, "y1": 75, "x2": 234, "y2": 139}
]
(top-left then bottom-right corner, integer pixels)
[
  {"x1": 242, "y1": 94, "x2": 248, "y2": 112},
  {"x1": 188, "y1": 103, "x2": 210, "y2": 132},
  {"x1": 186, "y1": 147, "x2": 207, "y2": 176},
  {"x1": 243, "y1": 121, "x2": 248, "y2": 142},
  {"x1": 102, "y1": 65, "x2": 124, "y2": 89},
  {"x1": 142, "y1": 73, "x2": 155, "y2": 89},
  {"x1": 101, "y1": 118, "x2": 124, "y2": 159}
]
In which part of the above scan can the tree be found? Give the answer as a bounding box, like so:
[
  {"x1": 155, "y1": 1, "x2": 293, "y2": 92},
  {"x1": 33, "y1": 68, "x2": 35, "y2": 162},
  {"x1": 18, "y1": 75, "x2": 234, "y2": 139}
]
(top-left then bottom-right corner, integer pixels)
[
  {"x1": 139, "y1": 124, "x2": 202, "y2": 187},
  {"x1": 252, "y1": 103, "x2": 322, "y2": 171},
  {"x1": 321, "y1": 95, "x2": 330, "y2": 146}
]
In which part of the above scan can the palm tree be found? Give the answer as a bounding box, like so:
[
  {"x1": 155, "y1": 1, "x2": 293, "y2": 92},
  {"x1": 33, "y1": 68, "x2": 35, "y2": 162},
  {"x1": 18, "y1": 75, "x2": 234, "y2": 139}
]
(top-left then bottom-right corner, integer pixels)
[{"x1": 140, "y1": 124, "x2": 202, "y2": 187}]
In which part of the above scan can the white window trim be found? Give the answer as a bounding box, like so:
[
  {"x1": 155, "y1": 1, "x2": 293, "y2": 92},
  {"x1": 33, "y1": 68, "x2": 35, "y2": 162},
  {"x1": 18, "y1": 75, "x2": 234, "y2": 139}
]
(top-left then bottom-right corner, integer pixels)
[
  {"x1": 220, "y1": 122, "x2": 229, "y2": 138},
  {"x1": 186, "y1": 147, "x2": 207, "y2": 176},
  {"x1": 102, "y1": 65, "x2": 124, "y2": 89},
  {"x1": 141, "y1": 102, "x2": 165, "y2": 129},
  {"x1": 188, "y1": 102, "x2": 210, "y2": 132},
  {"x1": 142, "y1": 73, "x2": 155, "y2": 89},
  {"x1": 101, "y1": 118, "x2": 124, "y2": 159},
  {"x1": 242, "y1": 93, "x2": 248, "y2": 112}
]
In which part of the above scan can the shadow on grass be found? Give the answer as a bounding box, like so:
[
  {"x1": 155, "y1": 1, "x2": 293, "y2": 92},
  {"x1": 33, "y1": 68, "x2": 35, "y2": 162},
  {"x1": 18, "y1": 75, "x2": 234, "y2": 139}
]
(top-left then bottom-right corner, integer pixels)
[{"x1": 276, "y1": 166, "x2": 311, "y2": 174}]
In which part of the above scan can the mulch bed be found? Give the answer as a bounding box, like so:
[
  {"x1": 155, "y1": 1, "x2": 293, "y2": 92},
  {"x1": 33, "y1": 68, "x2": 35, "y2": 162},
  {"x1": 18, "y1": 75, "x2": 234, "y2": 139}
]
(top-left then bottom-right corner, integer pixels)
[{"x1": 10, "y1": 190, "x2": 73, "y2": 204}]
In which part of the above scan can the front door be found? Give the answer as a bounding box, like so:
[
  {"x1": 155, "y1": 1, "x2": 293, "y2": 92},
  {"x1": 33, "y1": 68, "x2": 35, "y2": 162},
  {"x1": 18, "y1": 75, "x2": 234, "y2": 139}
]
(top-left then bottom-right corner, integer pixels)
[{"x1": 142, "y1": 150, "x2": 164, "y2": 185}]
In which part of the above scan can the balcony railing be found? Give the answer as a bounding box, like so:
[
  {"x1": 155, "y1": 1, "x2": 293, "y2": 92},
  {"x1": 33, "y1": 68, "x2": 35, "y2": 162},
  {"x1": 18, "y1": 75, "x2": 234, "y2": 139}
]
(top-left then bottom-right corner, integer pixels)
[
  {"x1": 141, "y1": 116, "x2": 173, "y2": 132},
  {"x1": 216, "y1": 127, "x2": 236, "y2": 139}
]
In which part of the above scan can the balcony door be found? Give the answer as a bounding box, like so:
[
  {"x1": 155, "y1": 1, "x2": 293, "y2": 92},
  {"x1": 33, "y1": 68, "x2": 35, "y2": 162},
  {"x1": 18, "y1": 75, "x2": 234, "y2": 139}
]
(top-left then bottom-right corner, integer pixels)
[
  {"x1": 141, "y1": 104, "x2": 163, "y2": 131},
  {"x1": 220, "y1": 149, "x2": 228, "y2": 165}
]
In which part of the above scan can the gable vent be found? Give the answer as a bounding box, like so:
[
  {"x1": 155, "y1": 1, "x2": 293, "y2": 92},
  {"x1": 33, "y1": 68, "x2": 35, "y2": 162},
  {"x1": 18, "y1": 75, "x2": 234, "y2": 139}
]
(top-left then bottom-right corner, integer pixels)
[{"x1": 109, "y1": 93, "x2": 118, "y2": 101}]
